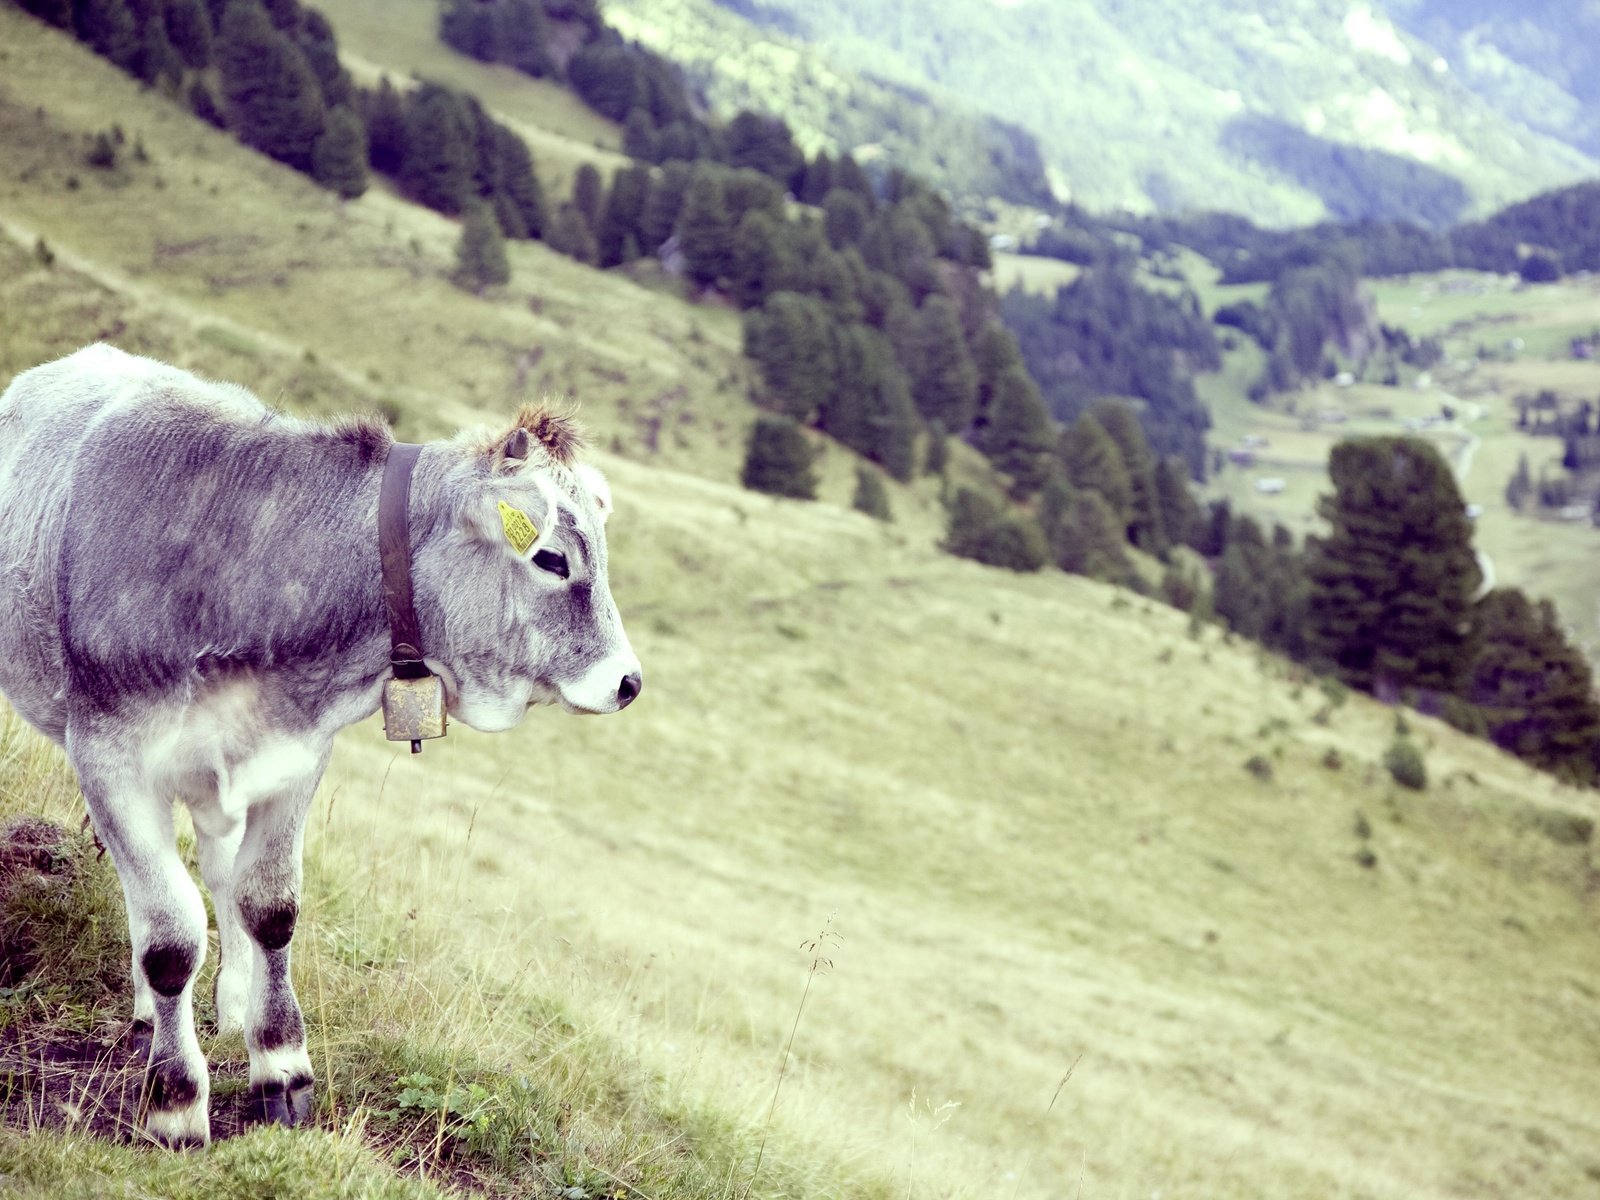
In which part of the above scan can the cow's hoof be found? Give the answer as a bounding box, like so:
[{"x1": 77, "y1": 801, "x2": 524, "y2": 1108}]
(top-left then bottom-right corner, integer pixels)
[
  {"x1": 251, "y1": 1075, "x2": 314, "y2": 1127},
  {"x1": 143, "y1": 1097, "x2": 211, "y2": 1150},
  {"x1": 125, "y1": 1018, "x2": 153, "y2": 1057}
]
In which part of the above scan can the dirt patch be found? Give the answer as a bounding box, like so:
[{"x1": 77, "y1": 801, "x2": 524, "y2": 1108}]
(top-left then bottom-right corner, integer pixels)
[{"x1": 0, "y1": 1022, "x2": 262, "y2": 1145}]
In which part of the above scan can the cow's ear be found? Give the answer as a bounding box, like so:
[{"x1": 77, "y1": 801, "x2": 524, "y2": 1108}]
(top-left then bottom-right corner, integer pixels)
[
  {"x1": 576, "y1": 463, "x2": 612, "y2": 525},
  {"x1": 459, "y1": 482, "x2": 551, "y2": 560}
]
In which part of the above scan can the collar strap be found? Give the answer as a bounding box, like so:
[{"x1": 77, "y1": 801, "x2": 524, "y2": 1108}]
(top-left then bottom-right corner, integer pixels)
[{"x1": 379, "y1": 442, "x2": 432, "y2": 680}]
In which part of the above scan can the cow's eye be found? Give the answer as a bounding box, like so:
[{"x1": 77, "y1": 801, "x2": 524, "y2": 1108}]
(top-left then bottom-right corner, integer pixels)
[{"x1": 532, "y1": 548, "x2": 569, "y2": 579}]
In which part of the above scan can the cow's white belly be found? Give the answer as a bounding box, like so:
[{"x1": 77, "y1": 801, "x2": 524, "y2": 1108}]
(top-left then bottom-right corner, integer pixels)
[{"x1": 140, "y1": 680, "x2": 321, "y2": 822}]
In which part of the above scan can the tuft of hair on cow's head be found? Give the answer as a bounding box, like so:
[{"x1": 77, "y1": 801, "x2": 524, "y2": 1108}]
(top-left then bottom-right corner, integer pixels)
[{"x1": 492, "y1": 404, "x2": 583, "y2": 469}]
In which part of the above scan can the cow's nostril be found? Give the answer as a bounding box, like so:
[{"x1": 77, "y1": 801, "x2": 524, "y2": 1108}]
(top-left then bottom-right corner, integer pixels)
[{"x1": 617, "y1": 671, "x2": 642, "y2": 707}]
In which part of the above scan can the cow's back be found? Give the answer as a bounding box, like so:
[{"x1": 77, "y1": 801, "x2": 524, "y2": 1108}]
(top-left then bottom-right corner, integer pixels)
[{"x1": 0, "y1": 345, "x2": 268, "y2": 740}]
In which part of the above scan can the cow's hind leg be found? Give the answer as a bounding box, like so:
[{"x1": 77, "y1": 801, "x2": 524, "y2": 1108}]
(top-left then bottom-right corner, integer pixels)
[
  {"x1": 73, "y1": 757, "x2": 211, "y2": 1147},
  {"x1": 192, "y1": 813, "x2": 249, "y2": 1036},
  {"x1": 233, "y1": 772, "x2": 320, "y2": 1127}
]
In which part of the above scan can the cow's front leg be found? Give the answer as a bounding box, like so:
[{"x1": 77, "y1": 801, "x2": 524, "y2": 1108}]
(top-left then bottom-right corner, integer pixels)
[
  {"x1": 233, "y1": 774, "x2": 320, "y2": 1127},
  {"x1": 74, "y1": 760, "x2": 211, "y2": 1148}
]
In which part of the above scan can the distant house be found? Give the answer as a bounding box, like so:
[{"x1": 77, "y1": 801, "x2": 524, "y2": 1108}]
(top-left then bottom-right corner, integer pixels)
[
  {"x1": 1227, "y1": 448, "x2": 1257, "y2": 467},
  {"x1": 1255, "y1": 477, "x2": 1286, "y2": 495}
]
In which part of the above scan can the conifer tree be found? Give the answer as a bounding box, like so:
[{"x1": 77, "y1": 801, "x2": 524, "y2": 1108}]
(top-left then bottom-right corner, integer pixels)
[
  {"x1": 311, "y1": 104, "x2": 368, "y2": 198},
  {"x1": 1464, "y1": 589, "x2": 1600, "y2": 781},
  {"x1": 798, "y1": 150, "x2": 833, "y2": 206},
  {"x1": 1306, "y1": 437, "x2": 1480, "y2": 696},
  {"x1": 622, "y1": 108, "x2": 659, "y2": 162},
  {"x1": 164, "y1": 0, "x2": 211, "y2": 67},
  {"x1": 20, "y1": 0, "x2": 72, "y2": 29},
  {"x1": 833, "y1": 153, "x2": 873, "y2": 207},
  {"x1": 978, "y1": 366, "x2": 1055, "y2": 497},
  {"x1": 819, "y1": 324, "x2": 918, "y2": 480},
  {"x1": 722, "y1": 110, "x2": 803, "y2": 184},
  {"x1": 1154, "y1": 455, "x2": 1204, "y2": 551},
  {"x1": 137, "y1": 14, "x2": 185, "y2": 90},
  {"x1": 907, "y1": 295, "x2": 978, "y2": 432},
  {"x1": 1090, "y1": 400, "x2": 1166, "y2": 553},
  {"x1": 1058, "y1": 413, "x2": 1132, "y2": 525},
  {"x1": 440, "y1": 0, "x2": 500, "y2": 61},
  {"x1": 822, "y1": 188, "x2": 869, "y2": 251},
  {"x1": 548, "y1": 203, "x2": 598, "y2": 264},
  {"x1": 597, "y1": 164, "x2": 650, "y2": 267},
  {"x1": 639, "y1": 161, "x2": 691, "y2": 252},
  {"x1": 945, "y1": 488, "x2": 1048, "y2": 572},
  {"x1": 454, "y1": 202, "x2": 511, "y2": 292},
  {"x1": 572, "y1": 162, "x2": 603, "y2": 231},
  {"x1": 1040, "y1": 476, "x2": 1130, "y2": 582},
  {"x1": 492, "y1": 124, "x2": 545, "y2": 239},
  {"x1": 75, "y1": 0, "x2": 141, "y2": 72},
  {"x1": 499, "y1": 0, "x2": 552, "y2": 76},
  {"x1": 744, "y1": 291, "x2": 837, "y2": 424},
  {"x1": 363, "y1": 76, "x2": 409, "y2": 175},
  {"x1": 728, "y1": 210, "x2": 792, "y2": 308},
  {"x1": 296, "y1": 10, "x2": 352, "y2": 108},
  {"x1": 741, "y1": 416, "x2": 817, "y2": 500},
  {"x1": 852, "y1": 463, "x2": 892, "y2": 522},
  {"x1": 675, "y1": 170, "x2": 733, "y2": 288},
  {"x1": 398, "y1": 83, "x2": 471, "y2": 213},
  {"x1": 217, "y1": 0, "x2": 326, "y2": 172}
]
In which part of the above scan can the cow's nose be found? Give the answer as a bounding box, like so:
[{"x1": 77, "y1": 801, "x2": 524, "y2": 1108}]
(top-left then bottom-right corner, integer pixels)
[{"x1": 617, "y1": 670, "x2": 642, "y2": 708}]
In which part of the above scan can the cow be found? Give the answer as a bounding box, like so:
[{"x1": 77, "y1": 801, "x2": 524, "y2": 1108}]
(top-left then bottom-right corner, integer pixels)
[{"x1": 0, "y1": 344, "x2": 641, "y2": 1147}]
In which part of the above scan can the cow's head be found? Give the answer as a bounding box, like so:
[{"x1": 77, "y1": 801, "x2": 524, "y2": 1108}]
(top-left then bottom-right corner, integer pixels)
[{"x1": 415, "y1": 407, "x2": 641, "y2": 731}]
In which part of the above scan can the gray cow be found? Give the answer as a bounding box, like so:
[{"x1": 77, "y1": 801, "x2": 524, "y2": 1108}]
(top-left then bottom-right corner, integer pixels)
[{"x1": 0, "y1": 344, "x2": 641, "y2": 1146}]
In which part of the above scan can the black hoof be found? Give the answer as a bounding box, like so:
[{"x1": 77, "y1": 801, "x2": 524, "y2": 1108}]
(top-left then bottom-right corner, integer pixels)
[
  {"x1": 125, "y1": 1018, "x2": 153, "y2": 1057},
  {"x1": 251, "y1": 1076, "x2": 314, "y2": 1127}
]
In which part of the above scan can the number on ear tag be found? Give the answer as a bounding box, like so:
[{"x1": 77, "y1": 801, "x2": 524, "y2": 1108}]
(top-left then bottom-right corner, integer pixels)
[{"x1": 497, "y1": 501, "x2": 538, "y2": 555}]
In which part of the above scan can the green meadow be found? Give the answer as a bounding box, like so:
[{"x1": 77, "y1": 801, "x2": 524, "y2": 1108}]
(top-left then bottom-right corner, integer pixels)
[{"x1": 2, "y1": 8, "x2": 1600, "y2": 1200}]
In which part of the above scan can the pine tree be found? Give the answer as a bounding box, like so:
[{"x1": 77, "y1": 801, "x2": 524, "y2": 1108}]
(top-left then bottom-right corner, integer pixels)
[
  {"x1": 164, "y1": 0, "x2": 212, "y2": 67},
  {"x1": 798, "y1": 150, "x2": 833, "y2": 205},
  {"x1": 1464, "y1": 589, "x2": 1600, "y2": 781},
  {"x1": 741, "y1": 416, "x2": 817, "y2": 500},
  {"x1": 819, "y1": 324, "x2": 918, "y2": 480},
  {"x1": 1153, "y1": 455, "x2": 1204, "y2": 551},
  {"x1": 743, "y1": 291, "x2": 837, "y2": 424},
  {"x1": 833, "y1": 153, "x2": 873, "y2": 206},
  {"x1": 978, "y1": 366, "x2": 1055, "y2": 497},
  {"x1": 727, "y1": 210, "x2": 792, "y2": 308},
  {"x1": 19, "y1": 0, "x2": 72, "y2": 29},
  {"x1": 640, "y1": 161, "x2": 691, "y2": 251},
  {"x1": 675, "y1": 169, "x2": 733, "y2": 289},
  {"x1": 499, "y1": 0, "x2": 552, "y2": 76},
  {"x1": 398, "y1": 83, "x2": 471, "y2": 214},
  {"x1": 311, "y1": 104, "x2": 368, "y2": 199},
  {"x1": 1306, "y1": 437, "x2": 1481, "y2": 696},
  {"x1": 548, "y1": 203, "x2": 598, "y2": 264},
  {"x1": 852, "y1": 463, "x2": 892, "y2": 522},
  {"x1": 907, "y1": 295, "x2": 977, "y2": 432},
  {"x1": 622, "y1": 108, "x2": 658, "y2": 162},
  {"x1": 440, "y1": 0, "x2": 500, "y2": 61},
  {"x1": 1090, "y1": 400, "x2": 1166, "y2": 553},
  {"x1": 597, "y1": 164, "x2": 650, "y2": 267},
  {"x1": 1041, "y1": 477, "x2": 1130, "y2": 582},
  {"x1": 75, "y1": 0, "x2": 141, "y2": 72},
  {"x1": 296, "y1": 10, "x2": 351, "y2": 108},
  {"x1": 1057, "y1": 413, "x2": 1133, "y2": 525},
  {"x1": 454, "y1": 203, "x2": 511, "y2": 292},
  {"x1": 137, "y1": 14, "x2": 184, "y2": 89},
  {"x1": 945, "y1": 489, "x2": 1047, "y2": 571},
  {"x1": 363, "y1": 76, "x2": 409, "y2": 176},
  {"x1": 217, "y1": 0, "x2": 326, "y2": 173},
  {"x1": 572, "y1": 162, "x2": 603, "y2": 230},
  {"x1": 491, "y1": 124, "x2": 545, "y2": 239},
  {"x1": 722, "y1": 110, "x2": 804, "y2": 183}
]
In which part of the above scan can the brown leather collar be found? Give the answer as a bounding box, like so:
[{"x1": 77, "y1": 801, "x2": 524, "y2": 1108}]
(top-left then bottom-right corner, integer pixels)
[{"x1": 379, "y1": 442, "x2": 431, "y2": 681}]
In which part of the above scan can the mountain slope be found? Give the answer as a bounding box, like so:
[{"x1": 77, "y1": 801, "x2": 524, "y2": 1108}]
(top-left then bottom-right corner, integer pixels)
[
  {"x1": 1, "y1": 7, "x2": 1600, "y2": 1200},
  {"x1": 606, "y1": 0, "x2": 1596, "y2": 226}
]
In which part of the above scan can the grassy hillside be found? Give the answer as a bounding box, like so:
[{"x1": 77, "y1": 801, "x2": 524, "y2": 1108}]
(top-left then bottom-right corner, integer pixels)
[
  {"x1": 605, "y1": 0, "x2": 1595, "y2": 226},
  {"x1": 3, "y1": 7, "x2": 1600, "y2": 1199}
]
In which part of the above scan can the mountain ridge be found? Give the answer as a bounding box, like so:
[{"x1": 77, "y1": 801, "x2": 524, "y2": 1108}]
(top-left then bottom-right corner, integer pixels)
[{"x1": 605, "y1": 0, "x2": 1597, "y2": 227}]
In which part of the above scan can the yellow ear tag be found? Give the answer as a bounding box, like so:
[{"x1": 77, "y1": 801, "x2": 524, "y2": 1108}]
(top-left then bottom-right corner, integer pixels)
[{"x1": 497, "y1": 501, "x2": 539, "y2": 555}]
